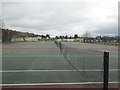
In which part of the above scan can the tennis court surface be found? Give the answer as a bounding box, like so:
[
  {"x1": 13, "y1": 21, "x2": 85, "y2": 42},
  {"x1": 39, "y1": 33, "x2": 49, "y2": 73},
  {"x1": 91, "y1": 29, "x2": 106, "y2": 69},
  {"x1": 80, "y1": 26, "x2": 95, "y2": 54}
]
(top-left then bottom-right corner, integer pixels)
[{"x1": 1, "y1": 41, "x2": 119, "y2": 89}]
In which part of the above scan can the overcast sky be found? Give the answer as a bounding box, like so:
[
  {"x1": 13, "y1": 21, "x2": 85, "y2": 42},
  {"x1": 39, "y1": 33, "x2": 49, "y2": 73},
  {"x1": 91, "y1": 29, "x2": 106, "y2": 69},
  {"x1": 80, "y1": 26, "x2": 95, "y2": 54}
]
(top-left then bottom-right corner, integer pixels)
[{"x1": 1, "y1": 0, "x2": 118, "y2": 37}]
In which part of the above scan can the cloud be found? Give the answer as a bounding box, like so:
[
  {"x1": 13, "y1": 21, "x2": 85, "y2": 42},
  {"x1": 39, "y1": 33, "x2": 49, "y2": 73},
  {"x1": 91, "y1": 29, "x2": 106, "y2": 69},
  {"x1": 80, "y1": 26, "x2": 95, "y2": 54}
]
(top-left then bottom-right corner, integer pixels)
[
  {"x1": 92, "y1": 22, "x2": 118, "y2": 36},
  {"x1": 2, "y1": 0, "x2": 118, "y2": 36}
]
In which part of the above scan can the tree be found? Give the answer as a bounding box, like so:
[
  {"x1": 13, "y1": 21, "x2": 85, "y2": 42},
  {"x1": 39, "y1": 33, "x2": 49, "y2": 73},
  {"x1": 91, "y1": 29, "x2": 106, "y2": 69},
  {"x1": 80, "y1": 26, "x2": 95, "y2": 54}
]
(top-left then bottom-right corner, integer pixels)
[
  {"x1": 2, "y1": 29, "x2": 13, "y2": 42},
  {"x1": 60, "y1": 36, "x2": 63, "y2": 39},
  {"x1": 74, "y1": 34, "x2": 79, "y2": 39},
  {"x1": 102, "y1": 36, "x2": 110, "y2": 42},
  {"x1": 69, "y1": 36, "x2": 72, "y2": 39},
  {"x1": 83, "y1": 31, "x2": 91, "y2": 38},
  {"x1": 55, "y1": 36, "x2": 59, "y2": 39},
  {"x1": 65, "y1": 35, "x2": 68, "y2": 39},
  {"x1": 2, "y1": 28, "x2": 41, "y2": 42},
  {"x1": 41, "y1": 35, "x2": 46, "y2": 39},
  {"x1": 83, "y1": 31, "x2": 91, "y2": 43},
  {"x1": 96, "y1": 36, "x2": 102, "y2": 42},
  {"x1": 46, "y1": 34, "x2": 50, "y2": 39}
]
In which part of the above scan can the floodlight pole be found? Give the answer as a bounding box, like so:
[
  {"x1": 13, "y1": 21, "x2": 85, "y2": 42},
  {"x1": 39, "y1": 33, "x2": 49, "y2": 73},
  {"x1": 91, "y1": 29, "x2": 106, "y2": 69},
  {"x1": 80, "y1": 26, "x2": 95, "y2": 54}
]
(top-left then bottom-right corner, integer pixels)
[{"x1": 103, "y1": 51, "x2": 109, "y2": 90}]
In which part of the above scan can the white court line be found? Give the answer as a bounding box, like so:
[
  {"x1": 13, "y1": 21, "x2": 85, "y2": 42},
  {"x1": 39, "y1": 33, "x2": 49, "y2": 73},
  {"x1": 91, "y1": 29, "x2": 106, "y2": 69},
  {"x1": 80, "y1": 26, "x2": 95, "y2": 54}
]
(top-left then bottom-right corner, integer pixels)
[
  {"x1": 0, "y1": 69, "x2": 119, "y2": 73},
  {"x1": 0, "y1": 82, "x2": 119, "y2": 86}
]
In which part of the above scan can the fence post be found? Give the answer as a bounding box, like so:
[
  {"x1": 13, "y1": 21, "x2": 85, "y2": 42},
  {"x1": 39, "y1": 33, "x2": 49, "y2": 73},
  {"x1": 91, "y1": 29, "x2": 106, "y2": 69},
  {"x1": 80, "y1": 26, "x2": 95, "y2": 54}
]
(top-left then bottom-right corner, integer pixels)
[
  {"x1": 59, "y1": 42, "x2": 61, "y2": 50},
  {"x1": 103, "y1": 51, "x2": 109, "y2": 90}
]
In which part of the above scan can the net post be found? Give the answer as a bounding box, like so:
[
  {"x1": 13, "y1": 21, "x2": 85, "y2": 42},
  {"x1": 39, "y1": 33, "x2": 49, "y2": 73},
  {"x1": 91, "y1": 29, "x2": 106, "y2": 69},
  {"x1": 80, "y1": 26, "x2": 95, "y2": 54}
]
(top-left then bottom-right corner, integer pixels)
[{"x1": 103, "y1": 51, "x2": 109, "y2": 90}]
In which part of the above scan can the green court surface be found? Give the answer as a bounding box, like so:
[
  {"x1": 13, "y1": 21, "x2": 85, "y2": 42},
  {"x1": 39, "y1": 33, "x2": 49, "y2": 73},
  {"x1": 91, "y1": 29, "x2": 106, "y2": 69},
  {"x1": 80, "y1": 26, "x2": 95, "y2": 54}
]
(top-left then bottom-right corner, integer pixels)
[{"x1": 2, "y1": 41, "x2": 118, "y2": 84}]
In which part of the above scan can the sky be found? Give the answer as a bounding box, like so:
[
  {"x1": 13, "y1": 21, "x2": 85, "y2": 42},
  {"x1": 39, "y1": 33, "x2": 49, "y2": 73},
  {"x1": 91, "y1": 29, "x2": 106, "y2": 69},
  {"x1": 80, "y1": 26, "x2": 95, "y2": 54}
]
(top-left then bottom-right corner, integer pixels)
[{"x1": 1, "y1": 0, "x2": 119, "y2": 37}]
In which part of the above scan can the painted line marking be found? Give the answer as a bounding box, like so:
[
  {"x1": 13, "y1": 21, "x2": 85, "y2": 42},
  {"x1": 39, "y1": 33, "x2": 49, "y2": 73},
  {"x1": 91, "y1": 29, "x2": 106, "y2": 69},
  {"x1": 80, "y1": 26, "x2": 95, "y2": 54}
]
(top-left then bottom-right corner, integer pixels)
[
  {"x1": 0, "y1": 82, "x2": 119, "y2": 86},
  {"x1": 0, "y1": 69, "x2": 119, "y2": 73}
]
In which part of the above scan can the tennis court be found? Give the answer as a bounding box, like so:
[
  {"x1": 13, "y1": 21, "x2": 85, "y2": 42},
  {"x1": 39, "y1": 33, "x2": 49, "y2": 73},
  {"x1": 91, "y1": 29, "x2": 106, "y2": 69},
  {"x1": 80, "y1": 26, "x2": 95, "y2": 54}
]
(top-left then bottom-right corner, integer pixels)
[{"x1": 1, "y1": 41, "x2": 119, "y2": 89}]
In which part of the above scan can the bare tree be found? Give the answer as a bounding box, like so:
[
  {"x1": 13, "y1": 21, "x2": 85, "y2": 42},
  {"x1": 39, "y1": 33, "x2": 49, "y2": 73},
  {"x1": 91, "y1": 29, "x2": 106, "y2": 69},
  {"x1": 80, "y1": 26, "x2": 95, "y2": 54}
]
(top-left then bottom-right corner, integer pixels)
[
  {"x1": 83, "y1": 31, "x2": 91, "y2": 38},
  {"x1": 83, "y1": 31, "x2": 91, "y2": 43}
]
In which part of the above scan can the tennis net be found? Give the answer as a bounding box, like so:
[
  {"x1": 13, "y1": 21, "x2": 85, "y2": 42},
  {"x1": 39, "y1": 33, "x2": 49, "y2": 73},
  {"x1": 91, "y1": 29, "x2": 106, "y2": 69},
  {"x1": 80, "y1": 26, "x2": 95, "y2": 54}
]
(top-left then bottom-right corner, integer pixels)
[
  {"x1": 55, "y1": 41, "x2": 103, "y2": 71},
  {"x1": 54, "y1": 41, "x2": 109, "y2": 89}
]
